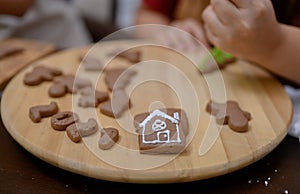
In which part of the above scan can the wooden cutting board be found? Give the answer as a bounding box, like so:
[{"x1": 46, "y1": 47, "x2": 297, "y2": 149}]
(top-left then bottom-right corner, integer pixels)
[
  {"x1": 1, "y1": 40, "x2": 293, "y2": 183},
  {"x1": 0, "y1": 38, "x2": 56, "y2": 89}
]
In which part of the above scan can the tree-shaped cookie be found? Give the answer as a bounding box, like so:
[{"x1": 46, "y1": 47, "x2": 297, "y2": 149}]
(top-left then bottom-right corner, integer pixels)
[{"x1": 206, "y1": 100, "x2": 251, "y2": 132}]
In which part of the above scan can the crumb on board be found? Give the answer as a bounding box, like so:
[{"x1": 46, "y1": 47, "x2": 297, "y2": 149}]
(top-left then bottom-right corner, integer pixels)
[{"x1": 264, "y1": 180, "x2": 269, "y2": 187}]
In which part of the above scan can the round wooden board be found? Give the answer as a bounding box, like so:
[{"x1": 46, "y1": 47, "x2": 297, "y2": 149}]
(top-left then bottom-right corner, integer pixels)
[{"x1": 1, "y1": 40, "x2": 293, "y2": 183}]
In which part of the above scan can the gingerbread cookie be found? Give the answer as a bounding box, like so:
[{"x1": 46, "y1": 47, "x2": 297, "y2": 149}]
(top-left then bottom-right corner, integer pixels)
[
  {"x1": 98, "y1": 127, "x2": 119, "y2": 150},
  {"x1": 66, "y1": 126, "x2": 82, "y2": 143},
  {"x1": 117, "y1": 50, "x2": 141, "y2": 63},
  {"x1": 99, "y1": 90, "x2": 130, "y2": 118},
  {"x1": 48, "y1": 75, "x2": 92, "y2": 97},
  {"x1": 206, "y1": 100, "x2": 251, "y2": 132},
  {"x1": 48, "y1": 75, "x2": 74, "y2": 97},
  {"x1": 24, "y1": 66, "x2": 62, "y2": 86},
  {"x1": 66, "y1": 119, "x2": 99, "y2": 143},
  {"x1": 107, "y1": 49, "x2": 141, "y2": 64},
  {"x1": 104, "y1": 68, "x2": 136, "y2": 91},
  {"x1": 73, "y1": 77, "x2": 92, "y2": 92},
  {"x1": 80, "y1": 56, "x2": 104, "y2": 71},
  {"x1": 78, "y1": 89, "x2": 109, "y2": 108},
  {"x1": 134, "y1": 108, "x2": 189, "y2": 136},
  {"x1": 67, "y1": 118, "x2": 99, "y2": 137},
  {"x1": 51, "y1": 111, "x2": 79, "y2": 131},
  {"x1": 135, "y1": 109, "x2": 188, "y2": 154},
  {"x1": 29, "y1": 102, "x2": 59, "y2": 123}
]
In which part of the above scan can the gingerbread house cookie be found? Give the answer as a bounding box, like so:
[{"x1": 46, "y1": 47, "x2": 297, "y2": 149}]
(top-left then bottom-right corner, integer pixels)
[{"x1": 135, "y1": 109, "x2": 188, "y2": 154}]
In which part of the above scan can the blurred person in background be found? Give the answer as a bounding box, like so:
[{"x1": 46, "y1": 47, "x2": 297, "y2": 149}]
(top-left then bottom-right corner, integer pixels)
[
  {"x1": 0, "y1": 0, "x2": 92, "y2": 48},
  {"x1": 135, "y1": 0, "x2": 300, "y2": 84},
  {"x1": 135, "y1": 0, "x2": 300, "y2": 139}
]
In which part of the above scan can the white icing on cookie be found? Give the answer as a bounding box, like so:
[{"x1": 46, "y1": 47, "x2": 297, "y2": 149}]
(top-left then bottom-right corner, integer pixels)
[{"x1": 139, "y1": 109, "x2": 181, "y2": 144}]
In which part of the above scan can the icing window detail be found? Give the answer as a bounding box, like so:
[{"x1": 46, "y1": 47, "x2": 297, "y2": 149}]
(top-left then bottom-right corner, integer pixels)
[
  {"x1": 157, "y1": 130, "x2": 170, "y2": 142},
  {"x1": 152, "y1": 119, "x2": 167, "y2": 131}
]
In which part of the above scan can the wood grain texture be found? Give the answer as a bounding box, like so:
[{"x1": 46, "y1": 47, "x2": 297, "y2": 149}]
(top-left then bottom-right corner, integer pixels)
[
  {"x1": 1, "y1": 40, "x2": 293, "y2": 183},
  {"x1": 0, "y1": 38, "x2": 56, "y2": 88}
]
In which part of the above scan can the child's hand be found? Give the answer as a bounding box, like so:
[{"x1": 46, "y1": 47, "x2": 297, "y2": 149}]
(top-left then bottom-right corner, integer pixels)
[
  {"x1": 155, "y1": 18, "x2": 210, "y2": 51},
  {"x1": 171, "y1": 18, "x2": 210, "y2": 48},
  {"x1": 202, "y1": 0, "x2": 283, "y2": 61}
]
